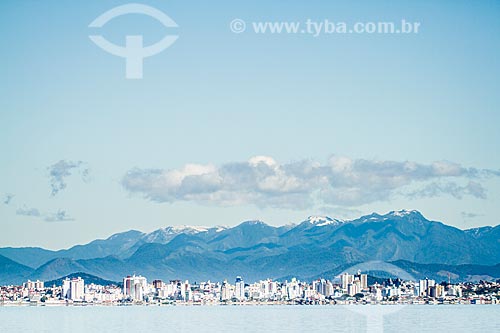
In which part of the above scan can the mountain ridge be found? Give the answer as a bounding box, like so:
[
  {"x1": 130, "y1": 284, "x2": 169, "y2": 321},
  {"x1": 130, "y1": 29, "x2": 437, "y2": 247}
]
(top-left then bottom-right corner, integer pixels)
[{"x1": 1, "y1": 210, "x2": 499, "y2": 284}]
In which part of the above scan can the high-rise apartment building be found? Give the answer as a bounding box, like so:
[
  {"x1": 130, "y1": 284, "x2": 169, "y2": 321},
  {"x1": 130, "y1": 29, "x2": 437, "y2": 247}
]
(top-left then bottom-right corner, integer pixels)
[{"x1": 123, "y1": 275, "x2": 147, "y2": 301}]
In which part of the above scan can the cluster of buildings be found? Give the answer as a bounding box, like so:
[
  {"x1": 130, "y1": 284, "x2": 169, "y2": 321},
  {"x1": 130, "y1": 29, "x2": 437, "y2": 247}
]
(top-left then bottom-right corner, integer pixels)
[{"x1": 1, "y1": 272, "x2": 499, "y2": 305}]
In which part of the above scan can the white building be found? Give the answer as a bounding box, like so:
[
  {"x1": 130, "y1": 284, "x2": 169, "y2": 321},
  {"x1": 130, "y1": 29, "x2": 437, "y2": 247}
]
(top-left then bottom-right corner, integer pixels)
[
  {"x1": 313, "y1": 279, "x2": 333, "y2": 296},
  {"x1": 341, "y1": 271, "x2": 368, "y2": 294},
  {"x1": 341, "y1": 272, "x2": 353, "y2": 291},
  {"x1": 258, "y1": 279, "x2": 278, "y2": 299},
  {"x1": 354, "y1": 271, "x2": 368, "y2": 290},
  {"x1": 220, "y1": 280, "x2": 234, "y2": 301},
  {"x1": 62, "y1": 279, "x2": 70, "y2": 299},
  {"x1": 286, "y1": 278, "x2": 302, "y2": 299},
  {"x1": 180, "y1": 280, "x2": 192, "y2": 301},
  {"x1": 234, "y1": 276, "x2": 245, "y2": 300},
  {"x1": 62, "y1": 277, "x2": 85, "y2": 300},
  {"x1": 347, "y1": 282, "x2": 359, "y2": 296},
  {"x1": 23, "y1": 280, "x2": 44, "y2": 290},
  {"x1": 419, "y1": 278, "x2": 435, "y2": 297},
  {"x1": 123, "y1": 275, "x2": 147, "y2": 301}
]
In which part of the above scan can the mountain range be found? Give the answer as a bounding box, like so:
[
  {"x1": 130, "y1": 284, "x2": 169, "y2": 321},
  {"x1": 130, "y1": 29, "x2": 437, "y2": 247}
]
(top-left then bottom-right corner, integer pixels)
[{"x1": 1, "y1": 210, "x2": 499, "y2": 285}]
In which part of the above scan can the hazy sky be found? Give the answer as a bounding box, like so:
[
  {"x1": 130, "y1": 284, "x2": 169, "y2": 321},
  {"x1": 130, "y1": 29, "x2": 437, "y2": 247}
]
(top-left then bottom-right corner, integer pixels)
[{"x1": 1, "y1": 0, "x2": 499, "y2": 249}]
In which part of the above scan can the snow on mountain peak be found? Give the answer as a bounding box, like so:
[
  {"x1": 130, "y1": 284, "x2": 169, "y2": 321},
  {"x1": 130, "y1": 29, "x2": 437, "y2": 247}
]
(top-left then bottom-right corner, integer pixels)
[
  {"x1": 169, "y1": 225, "x2": 210, "y2": 233},
  {"x1": 305, "y1": 216, "x2": 344, "y2": 226},
  {"x1": 388, "y1": 209, "x2": 420, "y2": 217},
  {"x1": 214, "y1": 225, "x2": 228, "y2": 232},
  {"x1": 142, "y1": 225, "x2": 228, "y2": 243}
]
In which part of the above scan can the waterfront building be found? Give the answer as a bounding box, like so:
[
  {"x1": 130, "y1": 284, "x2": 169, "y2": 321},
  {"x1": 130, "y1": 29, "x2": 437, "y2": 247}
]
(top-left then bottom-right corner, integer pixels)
[
  {"x1": 341, "y1": 272, "x2": 353, "y2": 291},
  {"x1": 23, "y1": 280, "x2": 44, "y2": 290},
  {"x1": 235, "y1": 276, "x2": 245, "y2": 300},
  {"x1": 61, "y1": 277, "x2": 85, "y2": 300},
  {"x1": 354, "y1": 271, "x2": 368, "y2": 290},
  {"x1": 419, "y1": 278, "x2": 435, "y2": 297},
  {"x1": 286, "y1": 278, "x2": 301, "y2": 299},
  {"x1": 220, "y1": 280, "x2": 233, "y2": 301},
  {"x1": 123, "y1": 275, "x2": 147, "y2": 301}
]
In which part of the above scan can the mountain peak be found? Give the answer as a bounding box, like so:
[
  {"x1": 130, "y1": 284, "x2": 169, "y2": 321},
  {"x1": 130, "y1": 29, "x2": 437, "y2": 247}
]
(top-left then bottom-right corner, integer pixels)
[
  {"x1": 465, "y1": 226, "x2": 493, "y2": 238},
  {"x1": 238, "y1": 220, "x2": 269, "y2": 227},
  {"x1": 305, "y1": 216, "x2": 344, "y2": 227},
  {"x1": 107, "y1": 230, "x2": 144, "y2": 241},
  {"x1": 386, "y1": 209, "x2": 423, "y2": 218},
  {"x1": 167, "y1": 225, "x2": 211, "y2": 233},
  {"x1": 141, "y1": 225, "x2": 209, "y2": 244},
  {"x1": 358, "y1": 210, "x2": 426, "y2": 223}
]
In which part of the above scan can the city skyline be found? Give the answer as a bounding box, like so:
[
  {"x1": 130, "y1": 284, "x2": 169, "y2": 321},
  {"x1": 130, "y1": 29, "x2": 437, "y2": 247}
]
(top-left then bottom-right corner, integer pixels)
[{"x1": 3, "y1": 270, "x2": 498, "y2": 306}]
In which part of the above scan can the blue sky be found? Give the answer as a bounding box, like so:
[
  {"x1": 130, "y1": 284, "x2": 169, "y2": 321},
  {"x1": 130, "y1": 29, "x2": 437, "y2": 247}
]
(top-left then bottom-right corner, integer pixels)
[{"x1": 1, "y1": 0, "x2": 499, "y2": 249}]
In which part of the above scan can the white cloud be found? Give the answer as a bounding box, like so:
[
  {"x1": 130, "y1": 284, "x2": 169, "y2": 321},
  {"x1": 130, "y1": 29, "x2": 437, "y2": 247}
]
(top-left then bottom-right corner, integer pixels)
[
  {"x1": 3, "y1": 193, "x2": 14, "y2": 205},
  {"x1": 48, "y1": 160, "x2": 90, "y2": 196},
  {"x1": 122, "y1": 155, "x2": 499, "y2": 209},
  {"x1": 16, "y1": 207, "x2": 41, "y2": 217},
  {"x1": 44, "y1": 210, "x2": 75, "y2": 222},
  {"x1": 461, "y1": 211, "x2": 484, "y2": 221},
  {"x1": 16, "y1": 206, "x2": 74, "y2": 222},
  {"x1": 407, "y1": 181, "x2": 487, "y2": 200}
]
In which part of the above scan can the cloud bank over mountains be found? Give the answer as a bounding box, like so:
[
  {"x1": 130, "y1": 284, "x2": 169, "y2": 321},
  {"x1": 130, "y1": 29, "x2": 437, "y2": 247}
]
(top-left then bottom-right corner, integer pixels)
[{"x1": 122, "y1": 155, "x2": 500, "y2": 209}]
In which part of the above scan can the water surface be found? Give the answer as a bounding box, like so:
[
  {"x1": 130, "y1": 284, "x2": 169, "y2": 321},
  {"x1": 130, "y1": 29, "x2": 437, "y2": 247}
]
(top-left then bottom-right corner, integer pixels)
[{"x1": 0, "y1": 305, "x2": 498, "y2": 332}]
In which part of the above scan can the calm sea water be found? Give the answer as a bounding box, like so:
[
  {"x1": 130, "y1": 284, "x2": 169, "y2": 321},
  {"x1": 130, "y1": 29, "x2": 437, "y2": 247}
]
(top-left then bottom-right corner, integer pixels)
[{"x1": 0, "y1": 305, "x2": 498, "y2": 332}]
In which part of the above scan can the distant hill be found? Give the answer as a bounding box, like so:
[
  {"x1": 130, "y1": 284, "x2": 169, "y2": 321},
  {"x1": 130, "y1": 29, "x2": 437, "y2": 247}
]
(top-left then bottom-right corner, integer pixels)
[
  {"x1": 44, "y1": 272, "x2": 121, "y2": 287},
  {"x1": 1, "y1": 210, "x2": 499, "y2": 284},
  {"x1": 0, "y1": 254, "x2": 34, "y2": 285},
  {"x1": 390, "y1": 260, "x2": 500, "y2": 283},
  {"x1": 308, "y1": 260, "x2": 500, "y2": 284},
  {"x1": 0, "y1": 230, "x2": 144, "y2": 268}
]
